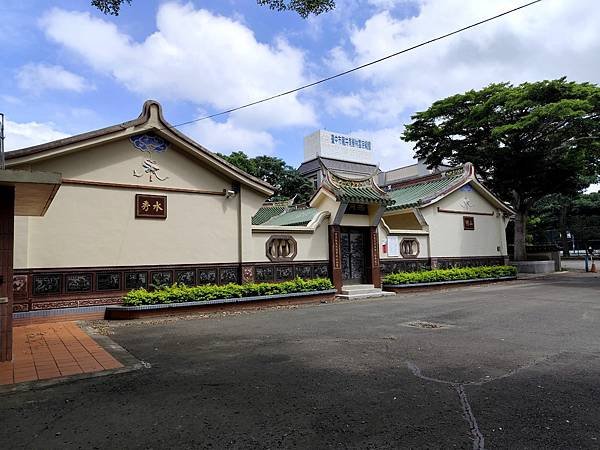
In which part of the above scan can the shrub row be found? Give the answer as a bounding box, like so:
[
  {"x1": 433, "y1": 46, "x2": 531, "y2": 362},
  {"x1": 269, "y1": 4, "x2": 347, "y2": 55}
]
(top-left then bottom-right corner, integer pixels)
[
  {"x1": 382, "y1": 265, "x2": 517, "y2": 285},
  {"x1": 122, "y1": 277, "x2": 334, "y2": 306}
]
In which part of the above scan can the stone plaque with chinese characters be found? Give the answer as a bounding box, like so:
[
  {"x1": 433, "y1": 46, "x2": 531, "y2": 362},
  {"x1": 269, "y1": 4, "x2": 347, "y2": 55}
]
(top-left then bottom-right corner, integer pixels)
[{"x1": 135, "y1": 194, "x2": 167, "y2": 219}]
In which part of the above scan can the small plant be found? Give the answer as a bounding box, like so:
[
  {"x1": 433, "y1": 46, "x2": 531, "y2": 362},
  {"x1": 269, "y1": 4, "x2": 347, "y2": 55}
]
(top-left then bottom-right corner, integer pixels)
[
  {"x1": 122, "y1": 277, "x2": 334, "y2": 306},
  {"x1": 382, "y1": 265, "x2": 517, "y2": 285}
]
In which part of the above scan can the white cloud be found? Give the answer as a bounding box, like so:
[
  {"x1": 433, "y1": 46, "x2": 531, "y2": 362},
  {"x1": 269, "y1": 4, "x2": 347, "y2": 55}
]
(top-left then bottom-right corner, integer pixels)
[
  {"x1": 16, "y1": 63, "x2": 91, "y2": 94},
  {"x1": 40, "y1": 3, "x2": 316, "y2": 135},
  {"x1": 324, "y1": 93, "x2": 365, "y2": 118},
  {"x1": 4, "y1": 120, "x2": 69, "y2": 151},
  {"x1": 188, "y1": 118, "x2": 275, "y2": 157},
  {"x1": 350, "y1": 126, "x2": 416, "y2": 170},
  {"x1": 326, "y1": 0, "x2": 600, "y2": 168}
]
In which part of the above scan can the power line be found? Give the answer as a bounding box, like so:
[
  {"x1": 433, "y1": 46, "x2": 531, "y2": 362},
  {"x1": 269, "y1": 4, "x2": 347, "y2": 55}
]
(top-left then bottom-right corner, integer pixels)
[{"x1": 162, "y1": 0, "x2": 543, "y2": 131}]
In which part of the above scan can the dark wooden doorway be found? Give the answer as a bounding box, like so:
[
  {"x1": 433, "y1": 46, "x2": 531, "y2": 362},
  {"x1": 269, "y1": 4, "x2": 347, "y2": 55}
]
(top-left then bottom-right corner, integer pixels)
[{"x1": 341, "y1": 228, "x2": 367, "y2": 284}]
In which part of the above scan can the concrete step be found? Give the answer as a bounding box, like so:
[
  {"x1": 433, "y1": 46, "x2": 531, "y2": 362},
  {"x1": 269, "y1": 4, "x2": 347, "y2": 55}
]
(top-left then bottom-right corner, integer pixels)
[
  {"x1": 342, "y1": 284, "x2": 375, "y2": 291},
  {"x1": 337, "y1": 285, "x2": 395, "y2": 300}
]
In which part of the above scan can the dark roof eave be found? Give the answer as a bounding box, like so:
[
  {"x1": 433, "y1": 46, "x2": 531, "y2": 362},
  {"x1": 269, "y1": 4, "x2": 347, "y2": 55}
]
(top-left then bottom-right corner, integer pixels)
[{"x1": 386, "y1": 201, "x2": 420, "y2": 211}]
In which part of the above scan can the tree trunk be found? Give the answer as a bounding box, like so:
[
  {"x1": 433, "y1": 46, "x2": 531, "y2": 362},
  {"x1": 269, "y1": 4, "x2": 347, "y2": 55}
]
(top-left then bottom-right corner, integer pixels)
[
  {"x1": 514, "y1": 210, "x2": 528, "y2": 261},
  {"x1": 559, "y1": 204, "x2": 570, "y2": 257}
]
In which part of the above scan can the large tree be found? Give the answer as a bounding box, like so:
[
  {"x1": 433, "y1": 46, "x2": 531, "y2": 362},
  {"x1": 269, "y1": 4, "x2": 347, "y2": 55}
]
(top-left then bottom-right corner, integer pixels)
[
  {"x1": 219, "y1": 151, "x2": 314, "y2": 203},
  {"x1": 403, "y1": 78, "x2": 600, "y2": 260},
  {"x1": 529, "y1": 192, "x2": 600, "y2": 254},
  {"x1": 91, "y1": 0, "x2": 335, "y2": 17}
]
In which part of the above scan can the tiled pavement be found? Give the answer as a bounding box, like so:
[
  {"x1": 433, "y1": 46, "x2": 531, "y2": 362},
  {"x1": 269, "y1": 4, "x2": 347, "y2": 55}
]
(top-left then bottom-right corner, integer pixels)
[{"x1": 0, "y1": 322, "x2": 122, "y2": 385}]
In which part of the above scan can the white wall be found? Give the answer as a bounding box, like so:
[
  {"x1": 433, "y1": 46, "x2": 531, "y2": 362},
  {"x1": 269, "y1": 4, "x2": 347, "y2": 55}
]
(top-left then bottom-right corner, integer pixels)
[
  {"x1": 13, "y1": 137, "x2": 255, "y2": 268},
  {"x1": 249, "y1": 226, "x2": 329, "y2": 263},
  {"x1": 378, "y1": 223, "x2": 430, "y2": 259},
  {"x1": 421, "y1": 184, "x2": 508, "y2": 258}
]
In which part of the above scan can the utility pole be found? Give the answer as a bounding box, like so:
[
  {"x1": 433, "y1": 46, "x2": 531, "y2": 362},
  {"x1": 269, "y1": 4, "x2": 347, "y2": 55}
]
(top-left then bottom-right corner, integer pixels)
[{"x1": 0, "y1": 113, "x2": 5, "y2": 170}]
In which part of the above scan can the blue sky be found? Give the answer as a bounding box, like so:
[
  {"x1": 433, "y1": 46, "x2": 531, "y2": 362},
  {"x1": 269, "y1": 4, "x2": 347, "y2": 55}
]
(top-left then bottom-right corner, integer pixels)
[{"x1": 1, "y1": 0, "x2": 600, "y2": 190}]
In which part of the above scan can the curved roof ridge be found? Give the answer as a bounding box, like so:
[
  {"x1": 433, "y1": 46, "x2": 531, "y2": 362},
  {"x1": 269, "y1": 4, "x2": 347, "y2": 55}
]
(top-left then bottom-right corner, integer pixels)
[
  {"x1": 6, "y1": 100, "x2": 274, "y2": 195},
  {"x1": 388, "y1": 163, "x2": 468, "y2": 191},
  {"x1": 386, "y1": 163, "x2": 473, "y2": 211}
]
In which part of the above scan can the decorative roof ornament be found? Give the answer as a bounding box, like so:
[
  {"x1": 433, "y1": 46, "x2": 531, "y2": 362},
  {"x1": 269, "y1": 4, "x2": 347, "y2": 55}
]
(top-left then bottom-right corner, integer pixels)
[
  {"x1": 130, "y1": 133, "x2": 170, "y2": 182},
  {"x1": 130, "y1": 133, "x2": 169, "y2": 153},
  {"x1": 320, "y1": 165, "x2": 393, "y2": 205}
]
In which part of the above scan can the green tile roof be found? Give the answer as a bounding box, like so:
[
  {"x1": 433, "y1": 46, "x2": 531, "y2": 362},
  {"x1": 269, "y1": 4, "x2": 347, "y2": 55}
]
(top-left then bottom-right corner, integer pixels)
[
  {"x1": 333, "y1": 185, "x2": 394, "y2": 205},
  {"x1": 323, "y1": 170, "x2": 393, "y2": 205},
  {"x1": 262, "y1": 208, "x2": 319, "y2": 226},
  {"x1": 252, "y1": 206, "x2": 286, "y2": 225},
  {"x1": 386, "y1": 170, "x2": 465, "y2": 211}
]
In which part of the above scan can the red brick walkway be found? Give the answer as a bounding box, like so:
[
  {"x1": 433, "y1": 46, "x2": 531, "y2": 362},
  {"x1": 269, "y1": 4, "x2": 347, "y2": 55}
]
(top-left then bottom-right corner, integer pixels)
[{"x1": 0, "y1": 322, "x2": 122, "y2": 385}]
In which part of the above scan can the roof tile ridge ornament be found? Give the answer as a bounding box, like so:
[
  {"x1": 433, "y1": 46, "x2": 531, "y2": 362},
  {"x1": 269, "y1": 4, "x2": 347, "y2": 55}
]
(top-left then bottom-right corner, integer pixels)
[
  {"x1": 323, "y1": 164, "x2": 389, "y2": 194},
  {"x1": 417, "y1": 162, "x2": 474, "y2": 205},
  {"x1": 388, "y1": 162, "x2": 469, "y2": 191}
]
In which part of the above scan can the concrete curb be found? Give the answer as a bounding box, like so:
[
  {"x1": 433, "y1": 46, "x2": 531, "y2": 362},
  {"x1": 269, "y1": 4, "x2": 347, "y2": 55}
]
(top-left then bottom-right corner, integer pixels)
[
  {"x1": 105, "y1": 289, "x2": 338, "y2": 320},
  {"x1": 383, "y1": 276, "x2": 517, "y2": 290}
]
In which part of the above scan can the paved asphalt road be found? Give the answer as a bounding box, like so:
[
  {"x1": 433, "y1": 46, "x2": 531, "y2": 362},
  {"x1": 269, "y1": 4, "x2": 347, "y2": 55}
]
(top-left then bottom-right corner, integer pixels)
[{"x1": 1, "y1": 271, "x2": 600, "y2": 449}]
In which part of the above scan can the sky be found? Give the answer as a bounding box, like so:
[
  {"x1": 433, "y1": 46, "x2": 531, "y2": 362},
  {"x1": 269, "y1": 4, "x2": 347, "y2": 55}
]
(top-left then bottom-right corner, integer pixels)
[{"x1": 1, "y1": 0, "x2": 599, "y2": 192}]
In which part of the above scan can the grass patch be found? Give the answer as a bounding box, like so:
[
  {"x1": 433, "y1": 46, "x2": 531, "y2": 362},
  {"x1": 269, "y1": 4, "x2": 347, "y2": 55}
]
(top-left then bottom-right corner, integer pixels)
[
  {"x1": 382, "y1": 265, "x2": 517, "y2": 285},
  {"x1": 123, "y1": 277, "x2": 334, "y2": 306}
]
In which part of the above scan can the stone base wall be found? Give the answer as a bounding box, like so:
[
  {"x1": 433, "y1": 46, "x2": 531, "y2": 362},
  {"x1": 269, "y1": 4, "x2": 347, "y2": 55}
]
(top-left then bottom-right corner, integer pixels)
[
  {"x1": 380, "y1": 258, "x2": 430, "y2": 275},
  {"x1": 434, "y1": 256, "x2": 506, "y2": 269},
  {"x1": 12, "y1": 260, "x2": 329, "y2": 312},
  {"x1": 381, "y1": 256, "x2": 506, "y2": 275}
]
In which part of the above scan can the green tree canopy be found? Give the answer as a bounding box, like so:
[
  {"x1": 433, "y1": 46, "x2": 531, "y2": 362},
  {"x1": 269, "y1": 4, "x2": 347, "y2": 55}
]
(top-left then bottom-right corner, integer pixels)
[
  {"x1": 403, "y1": 78, "x2": 600, "y2": 260},
  {"x1": 218, "y1": 151, "x2": 314, "y2": 203},
  {"x1": 529, "y1": 192, "x2": 600, "y2": 253},
  {"x1": 91, "y1": 0, "x2": 335, "y2": 17}
]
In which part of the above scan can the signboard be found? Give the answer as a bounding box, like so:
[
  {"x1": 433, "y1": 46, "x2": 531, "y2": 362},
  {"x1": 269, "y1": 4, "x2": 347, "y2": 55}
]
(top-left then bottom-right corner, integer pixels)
[
  {"x1": 303, "y1": 130, "x2": 374, "y2": 164},
  {"x1": 387, "y1": 236, "x2": 400, "y2": 257},
  {"x1": 329, "y1": 133, "x2": 371, "y2": 150},
  {"x1": 135, "y1": 194, "x2": 167, "y2": 219}
]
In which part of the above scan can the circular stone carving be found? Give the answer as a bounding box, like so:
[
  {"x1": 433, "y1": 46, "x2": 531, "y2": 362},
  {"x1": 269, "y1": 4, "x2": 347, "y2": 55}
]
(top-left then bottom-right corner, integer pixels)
[
  {"x1": 266, "y1": 235, "x2": 298, "y2": 262},
  {"x1": 400, "y1": 238, "x2": 420, "y2": 258}
]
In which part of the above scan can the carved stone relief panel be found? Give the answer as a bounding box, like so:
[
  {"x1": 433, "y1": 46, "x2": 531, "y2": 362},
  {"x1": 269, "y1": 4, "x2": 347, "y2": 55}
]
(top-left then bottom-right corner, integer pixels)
[
  {"x1": 255, "y1": 266, "x2": 274, "y2": 283},
  {"x1": 266, "y1": 235, "x2": 297, "y2": 262},
  {"x1": 275, "y1": 265, "x2": 294, "y2": 282},
  {"x1": 125, "y1": 272, "x2": 148, "y2": 290},
  {"x1": 151, "y1": 271, "x2": 173, "y2": 287},
  {"x1": 400, "y1": 238, "x2": 420, "y2": 258},
  {"x1": 197, "y1": 269, "x2": 217, "y2": 285},
  {"x1": 33, "y1": 274, "x2": 61, "y2": 296},
  {"x1": 65, "y1": 274, "x2": 93, "y2": 293},
  {"x1": 294, "y1": 265, "x2": 312, "y2": 279},
  {"x1": 97, "y1": 273, "x2": 121, "y2": 291},
  {"x1": 219, "y1": 267, "x2": 238, "y2": 284},
  {"x1": 176, "y1": 270, "x2": 196, "y2": 286}
]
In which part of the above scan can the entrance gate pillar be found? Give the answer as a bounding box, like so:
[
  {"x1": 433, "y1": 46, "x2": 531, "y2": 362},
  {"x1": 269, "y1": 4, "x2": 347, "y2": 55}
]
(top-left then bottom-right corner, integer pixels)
[
  {"x1": 0, "y1": 186, "x2": 15, "y2": 361},
  {"x1": 328, "y1": 225, "x2": 343, "y2": 292},
  {"x1": 367, "y1": 226, "x2": 381, "y2": 288}
]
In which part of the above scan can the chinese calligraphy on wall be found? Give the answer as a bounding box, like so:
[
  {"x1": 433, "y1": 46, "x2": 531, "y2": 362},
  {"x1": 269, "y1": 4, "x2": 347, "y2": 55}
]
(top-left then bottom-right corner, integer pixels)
[{"x1": 135, "y1": 194, "x2": 167, "y2": 219}]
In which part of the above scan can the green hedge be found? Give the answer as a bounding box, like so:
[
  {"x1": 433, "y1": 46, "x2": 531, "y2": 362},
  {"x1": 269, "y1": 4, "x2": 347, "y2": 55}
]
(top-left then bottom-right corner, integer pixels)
[
  {"x1": 382, "y1": 265, "x2": 517, "y2": 285},
  {"x1": 122, "y1": 277, "x2": 334, "y2": 306}
]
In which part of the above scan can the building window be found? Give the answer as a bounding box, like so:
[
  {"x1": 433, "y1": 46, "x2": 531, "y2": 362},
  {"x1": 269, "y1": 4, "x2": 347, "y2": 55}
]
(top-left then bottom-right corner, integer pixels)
[
  {"x1": 463, "y1": 216, "x2": 475, "y2": 231},
  {"x1": 266, "y1": 235, "x2": 298, "y2": 262},
  {"x1": 400, "y1": 238, "x2": 420, "y2": 258}
]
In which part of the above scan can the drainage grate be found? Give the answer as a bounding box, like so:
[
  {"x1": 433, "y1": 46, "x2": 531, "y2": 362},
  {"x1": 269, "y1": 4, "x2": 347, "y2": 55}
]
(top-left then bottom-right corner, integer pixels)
[{"x1": 405, "y1": 320, "x2": 446, "y2": 329}]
